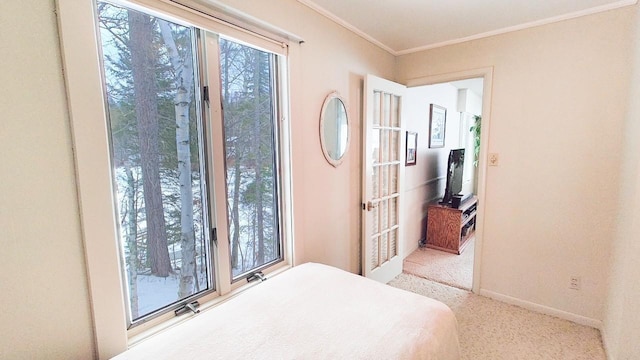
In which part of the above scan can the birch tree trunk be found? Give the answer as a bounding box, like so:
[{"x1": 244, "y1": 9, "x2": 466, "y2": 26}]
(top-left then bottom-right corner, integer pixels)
[
  {"x1": 159, "y1": 21, "x2": 197, "y2": 297},
  {"x1": 230, "y1": 159, "x2": 242, "y2": 270},
  {"x1": 129, "y1": 11, "x2": 172, "y2": 277},
  {"x1": 125, "y1": 165, "x2": 139, "y2": 319}
]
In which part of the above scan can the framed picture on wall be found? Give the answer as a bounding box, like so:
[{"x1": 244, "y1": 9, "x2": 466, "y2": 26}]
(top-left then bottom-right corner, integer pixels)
[
  {"x1": 429, "y1": 104, "x2": 447, "y2": 148},
  {"x1": 405, "y1": 131, "x2": 417, "y2": 166}
]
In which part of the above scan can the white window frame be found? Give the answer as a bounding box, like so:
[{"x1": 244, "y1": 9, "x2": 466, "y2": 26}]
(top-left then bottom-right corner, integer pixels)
[{"x1": 56, "y1": 0, "x2": 295, "y2": 357}]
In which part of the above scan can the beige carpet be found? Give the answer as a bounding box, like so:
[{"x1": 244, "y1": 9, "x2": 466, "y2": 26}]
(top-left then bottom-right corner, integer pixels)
[
  {"x1": 404, "y1": 238, "x2": 475, "y2": 290},
  {"x1": 388, "y1": 273, "x2": 606, "y2": 360}
]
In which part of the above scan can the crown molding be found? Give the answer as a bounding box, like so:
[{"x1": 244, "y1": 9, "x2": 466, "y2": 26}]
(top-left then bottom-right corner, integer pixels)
[
  {"x1": 297, "y1": 0, "x2": 398, "y2": 55},
  {"x1": 299, "y1": 0, "x2": 637, "y2": 57}
]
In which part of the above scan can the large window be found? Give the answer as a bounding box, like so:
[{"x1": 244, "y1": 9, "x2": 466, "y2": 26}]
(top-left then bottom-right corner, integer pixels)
[
  {"x1": 94, "y1": 0, "x2": 287, "y2": 327},
  {"x1": 220, "y1": 39, "x2": 282, "y2": 279}
]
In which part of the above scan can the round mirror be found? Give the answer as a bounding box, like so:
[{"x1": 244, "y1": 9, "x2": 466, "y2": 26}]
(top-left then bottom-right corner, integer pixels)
[{"x1": 319, "y1": 92, "x2": 350, "y2": 167}]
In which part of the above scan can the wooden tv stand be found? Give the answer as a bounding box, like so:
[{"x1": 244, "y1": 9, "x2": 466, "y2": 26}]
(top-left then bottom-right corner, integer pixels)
[{"x1": 426, "y1": 196, "x2": 477, "y2": 254}]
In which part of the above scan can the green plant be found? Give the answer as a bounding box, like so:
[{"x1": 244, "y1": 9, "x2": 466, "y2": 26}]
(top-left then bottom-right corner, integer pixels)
[{"x1": 469, "y1": 115, "x2": 481, "y2": 167}]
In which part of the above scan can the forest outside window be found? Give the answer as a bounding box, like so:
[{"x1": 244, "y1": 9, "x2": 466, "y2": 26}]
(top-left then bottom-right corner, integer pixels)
[
  {"x1": 96, "y1": 0, "x2": 288, "y2": 327},
  {"x1": 219, "y1": 38, "x2": 282, "y2": 280}
]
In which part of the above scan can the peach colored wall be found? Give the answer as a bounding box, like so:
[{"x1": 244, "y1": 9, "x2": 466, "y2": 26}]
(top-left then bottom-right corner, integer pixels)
[
  {"x1": 6, "y1": 0, "x2": 638, "y2": 357},
  {"x1": 397, "y1": 7, "x2": 634, "y2": 322},
  {"x1": 0, "y1": 0, "x2": 95, "y2": 358},
  {"x1": 602, "y1": 4, "x2": 640, "y2": 359}
]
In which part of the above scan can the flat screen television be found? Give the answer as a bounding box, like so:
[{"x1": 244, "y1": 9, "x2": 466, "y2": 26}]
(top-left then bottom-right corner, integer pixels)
[{"x1": 441, "y1": 148, "x2": 465, "y2": 205}]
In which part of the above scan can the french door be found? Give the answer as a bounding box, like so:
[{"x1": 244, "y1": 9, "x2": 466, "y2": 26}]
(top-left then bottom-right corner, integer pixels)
[{"x1": 362, "y1": 75, "x2": 406, "y2": 283}]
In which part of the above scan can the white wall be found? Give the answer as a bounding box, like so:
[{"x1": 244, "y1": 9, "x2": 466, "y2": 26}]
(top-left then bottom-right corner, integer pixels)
[
  {"x1": 602, "y1": 4, "x2": 640, "y2": 359},
  {"x1": 457, "y1": 88, "x2": 482, "y2": 116},
  {"x1": 397, "y1": 6, "x2": 634, "y2": 322},
  {"x1": 403, "y1": 83, "x2": 462, "y2": 254},
  {"x1": 0, "y1": 0, "x2": 95, "y2": 358}
]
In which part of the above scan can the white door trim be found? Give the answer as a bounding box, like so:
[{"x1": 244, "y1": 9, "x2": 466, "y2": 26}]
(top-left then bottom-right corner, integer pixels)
[{"x1": 405, "y1": 67, "x2": 493, "y2": 294}]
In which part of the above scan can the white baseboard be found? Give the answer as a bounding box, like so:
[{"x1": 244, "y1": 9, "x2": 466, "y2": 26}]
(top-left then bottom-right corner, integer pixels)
[{"x1": 478, "y1": 289, "x2": 603, "y2": 329}]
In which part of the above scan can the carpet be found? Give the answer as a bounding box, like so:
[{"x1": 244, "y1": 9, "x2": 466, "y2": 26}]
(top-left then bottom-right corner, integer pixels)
[
  {"x1": 403, "y1": 238, "x2": 475, "y2": 290},
  {"x1": 388, "y1": 273, "x2": 606, "y2": 360}
]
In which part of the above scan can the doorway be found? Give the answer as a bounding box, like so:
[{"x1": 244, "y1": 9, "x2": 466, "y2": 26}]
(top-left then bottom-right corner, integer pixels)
[{"x1": 400, "y1": 68, "x2": 492, "y2": 293}]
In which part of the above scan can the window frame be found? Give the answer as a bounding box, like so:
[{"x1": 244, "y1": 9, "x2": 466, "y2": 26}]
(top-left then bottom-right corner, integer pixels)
[
  {"x1": 96, "y1": 3, "x2": 220, "y2": 328},
  {"x1": 56, "y1": 0, "x2": 295, "y2": 357},
  {"x1": 216, "y1": 36, "x2": 286, "y2": 283}
]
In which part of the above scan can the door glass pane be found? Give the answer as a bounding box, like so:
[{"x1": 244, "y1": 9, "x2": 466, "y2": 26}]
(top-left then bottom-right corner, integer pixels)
[
  {"x1": 219, "y1": 38, "x2": 282, "y2": 279},
  {"x1": 389, "y1": 164, "x2": 399, "y2": 194},
  {"x1": 389, "y1": 197, "x2": 398, "y2": 226},
  {"x1": 381, "y1": 130, "x2": 389, "y2": 163},
  {"x1": 380, "y1": 199, "x2": 388, "y2": 230},
  {"x1": 372, "y1": 166, "x2": 379, "y2": 199},
  {"x1": 371, "y1": 236, "x2": 379, "y2": 269},
  {"x1": 380, "y1": 232, "x2": 388, "y2": 263},
  {"x1": 371, "y1": 206, "x2": 379, "y2": 235},
  {"x1": 389, "y1": 228, "x2": 397, "y2": 258},
  {"x1": 381, "y1": 164, "x2": 389, "y2": 196},
  {"x1": 371, "y1": 129, "x2": 380, "y2": 165},
  {"x1": 390, "y1": 130, "x2": 399, "y2": 162},
  {"x1": 390, "y1": 95, "x2": 400, "y2": 127},
  {"x1": 97, "y1": 2, "x2": 210, "y2": 322},
  {"x1": 383, "y1": 93, "x2": 391, "y2": 127},
  {"x1": 373, "y1": 91, "x2": 381, "y2": 126}
]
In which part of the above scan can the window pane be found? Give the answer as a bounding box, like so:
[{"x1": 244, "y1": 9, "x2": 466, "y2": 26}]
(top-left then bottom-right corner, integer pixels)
[
  {"x1": 97, "y1": 2, "x2": 211, "y2": 322},
  {"x1": 219, "y1": 38, "x2": 282, "y2": 279}
]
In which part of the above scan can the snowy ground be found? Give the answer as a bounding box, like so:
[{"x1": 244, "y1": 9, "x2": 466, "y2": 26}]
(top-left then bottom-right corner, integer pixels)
[{"x1": 136, "y1": 273, "x2": 208, "y2": 317}]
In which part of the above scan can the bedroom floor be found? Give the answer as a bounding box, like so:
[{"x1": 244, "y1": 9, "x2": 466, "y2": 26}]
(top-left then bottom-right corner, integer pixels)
[
  {"x1": 403, "y1": 238, "x2": 475, "y2": 290},
  {"x1": 388, "y1": 274, "x2": 606, "y2": 360}
]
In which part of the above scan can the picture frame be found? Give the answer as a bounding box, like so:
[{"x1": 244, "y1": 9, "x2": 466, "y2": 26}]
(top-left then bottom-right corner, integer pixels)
[
  {"x1": 405, "y1": 131, "x2": 417, "y2": 166},
  {"x1": 428, "y1": 104, "x2": 447, "y2": 148}
]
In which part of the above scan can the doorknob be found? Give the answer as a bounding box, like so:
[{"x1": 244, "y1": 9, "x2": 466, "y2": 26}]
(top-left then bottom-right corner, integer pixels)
[{"x1": 366, "y1": 201, "x2": 378, "y2": 211}]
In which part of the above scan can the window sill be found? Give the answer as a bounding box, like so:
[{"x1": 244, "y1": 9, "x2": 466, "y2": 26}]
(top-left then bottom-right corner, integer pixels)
[{"x1": 126, "y1": 263, "x2": 292, "y2": 349}]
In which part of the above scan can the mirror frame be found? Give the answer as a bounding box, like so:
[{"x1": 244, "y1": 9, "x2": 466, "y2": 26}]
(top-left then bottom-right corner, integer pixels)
[{"x1": 319, "y1": 91, "x2": 350, "y2": 168}]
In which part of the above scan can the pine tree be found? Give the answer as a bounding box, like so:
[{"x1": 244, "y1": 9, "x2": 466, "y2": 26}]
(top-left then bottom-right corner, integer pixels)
[{"x1": 128, "y1": 10, "x2": 173, "y2": 277}]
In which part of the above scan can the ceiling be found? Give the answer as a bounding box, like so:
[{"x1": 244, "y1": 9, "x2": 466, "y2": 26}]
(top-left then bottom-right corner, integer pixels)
[{"x1": 298, "y1": 0, "x2": 636, "y2": 55}]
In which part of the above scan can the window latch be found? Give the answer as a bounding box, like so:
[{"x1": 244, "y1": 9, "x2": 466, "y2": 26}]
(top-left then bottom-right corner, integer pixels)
[
  {"x1": 247, "y1": 271, "x2": 267, "y2": 283},
  {"x1": 174, "y1": 301, "x2": 201, "y2": 316},
  {"x1": 203, "y1": 86, "x2": 210, "y2": 106},
  {"x1": 211, "y1": 227, "x2": 217, "y2": 246}
]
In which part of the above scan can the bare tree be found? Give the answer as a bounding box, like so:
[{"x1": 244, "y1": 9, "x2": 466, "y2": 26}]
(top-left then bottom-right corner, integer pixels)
[
  {"x1": 251, "y1": 50, "x2": 266, "y2": 265},
  {"x1": 221, "y1": 41, "x2": 244, "y2": 271}
]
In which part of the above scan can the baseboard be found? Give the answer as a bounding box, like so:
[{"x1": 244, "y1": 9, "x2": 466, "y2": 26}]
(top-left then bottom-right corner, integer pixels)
[{"x1": 478, "y1": 289, "x2": 603, "y2": 329}]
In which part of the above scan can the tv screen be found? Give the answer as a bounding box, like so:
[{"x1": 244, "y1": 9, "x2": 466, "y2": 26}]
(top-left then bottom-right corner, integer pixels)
[{"x1": 442, "y1": 148, "x2": 465, "y2": 204}]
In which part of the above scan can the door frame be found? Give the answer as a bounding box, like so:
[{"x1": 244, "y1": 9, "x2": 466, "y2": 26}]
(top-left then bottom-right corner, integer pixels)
[{"x1": 405, "y1": 67, "x2": 493, "y2": 294}]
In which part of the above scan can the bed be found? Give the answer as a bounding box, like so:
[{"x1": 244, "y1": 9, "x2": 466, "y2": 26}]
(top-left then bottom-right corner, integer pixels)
[{"x1": 113, "y1": 262, "x2": 460, "y2": 359}]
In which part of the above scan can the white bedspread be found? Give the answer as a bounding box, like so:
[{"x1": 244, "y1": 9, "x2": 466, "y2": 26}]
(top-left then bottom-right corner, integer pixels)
[{"x1": 113, "y1": 263, "x2": 460, "y2": 359}]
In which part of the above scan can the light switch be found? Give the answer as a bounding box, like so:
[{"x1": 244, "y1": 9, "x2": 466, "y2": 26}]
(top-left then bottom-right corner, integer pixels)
[{"x1": 489, "y1": 153, "x2": 499, "y2": 166}]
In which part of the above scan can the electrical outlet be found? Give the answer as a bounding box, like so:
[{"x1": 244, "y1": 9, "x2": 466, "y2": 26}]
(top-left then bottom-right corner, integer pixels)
[
  {"x1": 570, "y1": 276, "x2": 581, "y2": 290},
  {"x1": 488, "y1": 153, "x2": 499, "y2": 166}
]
